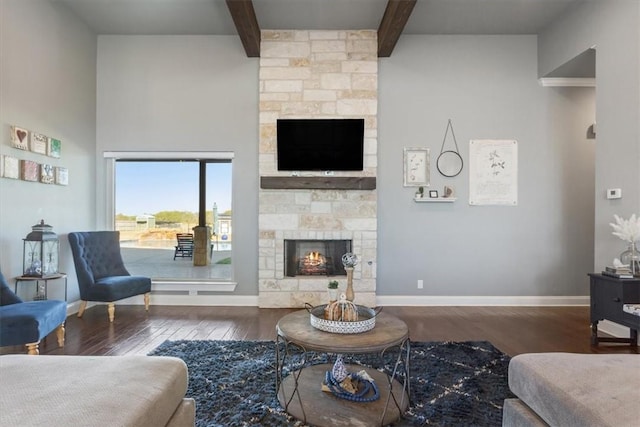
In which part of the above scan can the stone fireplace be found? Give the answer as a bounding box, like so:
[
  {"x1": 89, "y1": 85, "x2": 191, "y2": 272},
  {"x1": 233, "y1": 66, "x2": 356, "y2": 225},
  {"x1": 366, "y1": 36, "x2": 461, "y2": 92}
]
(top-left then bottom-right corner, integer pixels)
[{"x1": 258, "y1": 30, "x2": 378, "y2": 308}]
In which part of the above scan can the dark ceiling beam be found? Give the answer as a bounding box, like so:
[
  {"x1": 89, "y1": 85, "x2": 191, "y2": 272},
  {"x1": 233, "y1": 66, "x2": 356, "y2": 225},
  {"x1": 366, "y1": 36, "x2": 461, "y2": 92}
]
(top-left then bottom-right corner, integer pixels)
[
  {"x1": 226, "y1": 0, "x2": 261, "y2": 57},
  {"x1": 377, "y1": 0, "x2": 417, "y2": 57}
]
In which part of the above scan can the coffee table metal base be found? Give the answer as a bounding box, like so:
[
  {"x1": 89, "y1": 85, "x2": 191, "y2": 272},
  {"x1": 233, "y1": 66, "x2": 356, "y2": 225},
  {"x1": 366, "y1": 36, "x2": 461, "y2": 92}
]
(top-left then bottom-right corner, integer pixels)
[
  {"x1": 277, "y1": 364, "x2": 409, "y2": 427},
  {"x1": 275, "y1": 310, "x2": 411, "y2": 426}
]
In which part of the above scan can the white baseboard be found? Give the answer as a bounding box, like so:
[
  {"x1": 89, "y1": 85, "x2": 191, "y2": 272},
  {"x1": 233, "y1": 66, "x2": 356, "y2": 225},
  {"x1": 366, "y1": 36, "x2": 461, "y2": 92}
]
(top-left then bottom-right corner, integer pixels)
[
  {"x1": 107, "y1": 294, "x2": 589, "y2": 308},
  {"x1": 375, "y1": 295, "x2": 590, "y2": 306},
  {"x1": 69, "y1": 294, "x2": 635, "y2": 339},
  {"x1": 80, "y1": 293, "x2": 259, "y2": 308}
]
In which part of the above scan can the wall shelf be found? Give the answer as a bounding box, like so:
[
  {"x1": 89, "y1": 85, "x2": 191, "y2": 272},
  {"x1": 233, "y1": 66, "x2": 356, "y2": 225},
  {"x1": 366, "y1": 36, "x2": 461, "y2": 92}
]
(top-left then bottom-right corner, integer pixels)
[
  {"x1": 414, "y1": 197, "x2": 456, "y2": 203},
  {"x1": 260, "y1": 176, "x2": 376, "y2": 190}
]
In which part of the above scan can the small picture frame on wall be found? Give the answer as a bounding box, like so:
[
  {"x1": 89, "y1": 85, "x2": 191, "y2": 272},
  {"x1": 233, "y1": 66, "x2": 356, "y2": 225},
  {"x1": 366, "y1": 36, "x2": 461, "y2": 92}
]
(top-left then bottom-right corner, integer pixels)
[
  {"x1": 30, "y1": 132, "x2": 49, "y2": 155},
  {"x1": 2, "y1": 155, "x2": 20, "y2": 179},
  {"x1": 41, "y1": 164, "x2": 55, "y2": 184},
  {"x1": 403, "y1": 147, "x2": 430, "y2": 187},
  {"x1": 55, "y1": 166, "x2": 68, "y2": 186},
  {"x1": 10, "y1": 126, "x2": 29, "y2": 151},
  {"x1": 429, "y1": 190, "x2": 439, "y2": 198},
  {"x1": 48, "y1": 138, "x2": 61, "y2": 158},
  {"x1": 21, "y1": 160, "x2": 39, "y2": 182}
]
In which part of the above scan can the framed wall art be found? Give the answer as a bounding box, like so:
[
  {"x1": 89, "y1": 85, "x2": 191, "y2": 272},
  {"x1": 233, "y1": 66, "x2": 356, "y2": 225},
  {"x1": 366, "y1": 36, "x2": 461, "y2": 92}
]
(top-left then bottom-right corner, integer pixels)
[
  {"x1": 10, "y1": 126, "x2": 29, "y2": 151},
  {"x1": 48, "y1": 138, "x2": 61, "y2": 158},
  {"x1": 55, "y1": 166, "x2": 68, "y2": 185},
  {"x1": 21, "y1": 160, "x2": 39, "y2": 182},
  {"x1": 41, "y1": 163, "x2": 55, "y2": 184},
  {"x1": 30, "y1": 132, "x2": 49, "y2": 155},
  {"x1": 403, "y1": 147, "x2": 430, "y2": 187},
  {"x1": 469, "y1": 139, "x2": 518, "y2": 206},
  {"x1": 2, "y1": 155, "x2": 20, "y2": 179}
]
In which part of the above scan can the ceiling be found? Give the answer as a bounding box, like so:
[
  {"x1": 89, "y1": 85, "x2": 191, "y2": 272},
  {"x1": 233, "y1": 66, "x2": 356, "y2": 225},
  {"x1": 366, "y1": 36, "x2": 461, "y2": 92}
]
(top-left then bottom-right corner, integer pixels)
[{"x1": 55, "y1": 0, "x2": 585, "y2": 36}]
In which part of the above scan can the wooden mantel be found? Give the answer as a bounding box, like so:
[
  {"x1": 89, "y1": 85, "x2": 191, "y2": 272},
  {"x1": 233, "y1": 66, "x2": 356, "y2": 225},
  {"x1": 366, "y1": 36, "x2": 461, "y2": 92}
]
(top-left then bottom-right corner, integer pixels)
[{"x1": 260, "y1": 176, "x2": 376, "y2": 190}]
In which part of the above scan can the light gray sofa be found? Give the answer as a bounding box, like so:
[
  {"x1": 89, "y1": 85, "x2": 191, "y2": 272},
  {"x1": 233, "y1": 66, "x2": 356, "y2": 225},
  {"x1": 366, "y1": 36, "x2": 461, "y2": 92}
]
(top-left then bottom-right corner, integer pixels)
[
  {"x1": 503, "y1": 353, "x2": 640, "y2": 427},
  {"x1": 0, "y1": 354, "x2": 195, "y2": 426}
]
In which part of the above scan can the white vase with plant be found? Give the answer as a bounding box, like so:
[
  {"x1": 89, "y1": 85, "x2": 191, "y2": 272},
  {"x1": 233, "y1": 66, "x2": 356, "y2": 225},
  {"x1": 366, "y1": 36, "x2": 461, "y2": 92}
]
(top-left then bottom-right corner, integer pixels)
[
  {"x1": 327, "y1": 280, "x2": 339, "y2": 303},
  {"x1": 610, "y1": 214, "x2": 640, "y2": 275}
]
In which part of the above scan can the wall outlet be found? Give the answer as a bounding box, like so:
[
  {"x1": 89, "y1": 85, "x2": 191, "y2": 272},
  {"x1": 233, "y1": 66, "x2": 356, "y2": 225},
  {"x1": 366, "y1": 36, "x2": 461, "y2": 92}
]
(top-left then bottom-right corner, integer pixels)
[{"x1": 417, "y1": 279, "x2": 423, "y2": 289}]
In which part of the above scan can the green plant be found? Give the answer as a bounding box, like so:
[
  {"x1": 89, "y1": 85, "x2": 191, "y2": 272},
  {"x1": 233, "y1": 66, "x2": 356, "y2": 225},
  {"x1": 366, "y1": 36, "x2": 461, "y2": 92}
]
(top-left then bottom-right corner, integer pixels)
[{"x1": 328, "y1": 280, "x2": 339, "y2": 289}]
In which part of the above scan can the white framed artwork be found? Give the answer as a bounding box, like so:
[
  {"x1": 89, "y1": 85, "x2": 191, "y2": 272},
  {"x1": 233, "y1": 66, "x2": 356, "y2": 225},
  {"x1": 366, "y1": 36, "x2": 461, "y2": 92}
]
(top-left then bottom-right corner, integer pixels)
[
  {"x1": 403, "y1": 147, "x2": 430, "y2": 187},
  {"x1": 2, "y1": 155, "x2": 20, "y2": 179},
  {"x1": 55, "y1": 166, "x2": 68, "y2": 185},
  {"x1": 469, "y1": 139, "x2": 518, "y2": 206}
]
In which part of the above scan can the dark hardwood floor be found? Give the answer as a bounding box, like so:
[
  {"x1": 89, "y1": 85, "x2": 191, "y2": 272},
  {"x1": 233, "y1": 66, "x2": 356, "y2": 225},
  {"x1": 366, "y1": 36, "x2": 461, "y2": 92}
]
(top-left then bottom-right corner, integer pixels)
[{"x1": 2, "y1": 305, "x2": 638, "y2": 357}]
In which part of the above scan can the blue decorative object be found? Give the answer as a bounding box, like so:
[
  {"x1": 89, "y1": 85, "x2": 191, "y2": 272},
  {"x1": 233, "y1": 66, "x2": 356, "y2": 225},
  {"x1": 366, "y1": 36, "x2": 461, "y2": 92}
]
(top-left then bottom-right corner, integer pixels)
[
  {"x1": 324, "y1": 369, "x2": 380, "y2": 402},
  {"x1": 0, "y1": 270, "x2": 66, "y2": 354},
  {"x1": 331, "y1": 354, "x2": 348, "y2": 382}
]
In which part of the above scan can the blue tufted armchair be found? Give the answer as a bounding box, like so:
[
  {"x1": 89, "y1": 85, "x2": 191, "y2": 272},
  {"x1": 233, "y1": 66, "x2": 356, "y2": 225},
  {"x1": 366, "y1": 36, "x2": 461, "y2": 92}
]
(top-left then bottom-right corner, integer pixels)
[
  {"x1": 68, "y1": 231, "x2": 151, "y2": 322},
  {"x1": 0, "y1": 270, "x2": 66, "y2": 354}
]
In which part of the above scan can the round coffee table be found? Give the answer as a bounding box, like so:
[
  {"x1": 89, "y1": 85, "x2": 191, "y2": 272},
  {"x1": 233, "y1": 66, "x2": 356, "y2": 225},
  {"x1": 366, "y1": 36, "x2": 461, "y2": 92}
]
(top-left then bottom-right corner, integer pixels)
[{"x1": 275, "y1": 309, "x2": 410, "y2": 426}]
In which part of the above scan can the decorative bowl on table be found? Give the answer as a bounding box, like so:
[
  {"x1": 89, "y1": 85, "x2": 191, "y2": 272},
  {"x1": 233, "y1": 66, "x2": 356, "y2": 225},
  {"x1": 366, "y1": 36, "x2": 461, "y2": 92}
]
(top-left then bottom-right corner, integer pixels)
[{"x1": 305, "y1": 303, "x2": 381, "y2": 334}]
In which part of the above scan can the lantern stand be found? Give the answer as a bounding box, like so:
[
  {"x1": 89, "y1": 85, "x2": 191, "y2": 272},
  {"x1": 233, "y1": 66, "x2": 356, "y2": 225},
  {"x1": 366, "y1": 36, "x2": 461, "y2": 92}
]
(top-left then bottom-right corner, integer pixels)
[{"x1": 23, "y1": 220, "x2": 60, "y2": 279}]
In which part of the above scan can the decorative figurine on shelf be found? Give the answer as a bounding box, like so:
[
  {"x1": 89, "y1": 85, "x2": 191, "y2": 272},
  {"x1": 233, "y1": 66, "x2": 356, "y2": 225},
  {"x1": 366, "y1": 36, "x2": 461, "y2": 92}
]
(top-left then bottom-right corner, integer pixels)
[
  {"x1": 443, "y1": 185, "x2": 454, "y2": 198},
  {"x1": 341, "y1": 252, "x2": 359, "y2": 301},
  {"x1": 415, "y1": 186, "x2": 424, "y2": 199}
]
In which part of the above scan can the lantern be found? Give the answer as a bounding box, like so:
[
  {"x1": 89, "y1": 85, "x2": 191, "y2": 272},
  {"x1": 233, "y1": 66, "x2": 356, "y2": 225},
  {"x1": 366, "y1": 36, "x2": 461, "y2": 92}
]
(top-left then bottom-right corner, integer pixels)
[{"x1": 23, "y1": 220, "x2": 59, "y2": 278}]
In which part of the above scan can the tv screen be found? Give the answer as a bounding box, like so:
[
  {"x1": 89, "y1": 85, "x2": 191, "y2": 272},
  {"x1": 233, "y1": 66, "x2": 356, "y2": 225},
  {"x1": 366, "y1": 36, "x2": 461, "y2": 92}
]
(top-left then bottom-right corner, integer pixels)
[{"x1": 277, "y1": 119, "x2": 364, "y2": 171}]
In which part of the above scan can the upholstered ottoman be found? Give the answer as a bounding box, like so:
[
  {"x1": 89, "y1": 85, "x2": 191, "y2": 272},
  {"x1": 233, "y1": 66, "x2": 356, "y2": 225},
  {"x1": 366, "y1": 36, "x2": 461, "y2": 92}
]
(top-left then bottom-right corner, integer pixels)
[
  {"x1": 0, "y1": 355, "x2": 195, "y2": 426},
  {"x1": 503, "y1": 353, "x2": 640, "y2": 426}
]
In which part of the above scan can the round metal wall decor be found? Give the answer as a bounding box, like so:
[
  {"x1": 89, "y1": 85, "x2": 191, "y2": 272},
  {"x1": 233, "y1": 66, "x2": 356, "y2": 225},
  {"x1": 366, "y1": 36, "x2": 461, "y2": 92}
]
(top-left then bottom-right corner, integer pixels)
[
  {"x1": 437, "y1": 119, "x2": 463, "y2": 177},
  {"x1": 437, "y1": 150, "x2": 463, "y2": 177}
]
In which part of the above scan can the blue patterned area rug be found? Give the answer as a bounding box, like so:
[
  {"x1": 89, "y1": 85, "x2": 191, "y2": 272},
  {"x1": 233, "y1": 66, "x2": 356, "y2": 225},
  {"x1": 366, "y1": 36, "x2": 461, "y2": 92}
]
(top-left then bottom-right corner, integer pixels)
[{"x1": 149, "y1": 340, "x2": 513, "y2": 426}]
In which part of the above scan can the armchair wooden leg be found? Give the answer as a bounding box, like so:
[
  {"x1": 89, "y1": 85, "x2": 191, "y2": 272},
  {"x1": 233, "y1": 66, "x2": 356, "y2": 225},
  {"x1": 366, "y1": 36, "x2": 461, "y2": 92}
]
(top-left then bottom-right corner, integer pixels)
[
  {"x1": 108, "y1": 303, "x2": 115, "y2": 322},
  {"x1": 77, "y1": 300, "x2": 87, "y2": 318},
  {"x1": 56, "y1": 322, "x2": 65, "y2": 347},
  {"x1": 144, "y1": 292, "x2": 150, "y2": 311},
  {"x1": 26, "y1": 342, "x2": 40, "y2": 355}
]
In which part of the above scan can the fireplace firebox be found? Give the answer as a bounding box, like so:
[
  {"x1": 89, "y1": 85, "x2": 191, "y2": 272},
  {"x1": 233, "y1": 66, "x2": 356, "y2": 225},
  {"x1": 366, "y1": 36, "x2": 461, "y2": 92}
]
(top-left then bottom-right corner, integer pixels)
[{"x1": 284, "y1": 239, "x2": 352, "y2": 277}]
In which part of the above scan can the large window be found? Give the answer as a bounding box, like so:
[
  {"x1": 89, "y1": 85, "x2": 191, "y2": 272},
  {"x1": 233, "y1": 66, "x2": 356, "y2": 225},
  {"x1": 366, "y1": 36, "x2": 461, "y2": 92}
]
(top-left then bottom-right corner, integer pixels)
[{"x1": 111, "y1": 156, "x2": 232, "y2": 282}]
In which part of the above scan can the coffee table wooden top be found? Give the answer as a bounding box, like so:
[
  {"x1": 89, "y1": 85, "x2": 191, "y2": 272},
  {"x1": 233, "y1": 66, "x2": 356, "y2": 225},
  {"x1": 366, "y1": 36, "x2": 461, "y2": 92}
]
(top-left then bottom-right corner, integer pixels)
[{"x1": 276, "y1": 309, "x2": 409, "y2": 353}]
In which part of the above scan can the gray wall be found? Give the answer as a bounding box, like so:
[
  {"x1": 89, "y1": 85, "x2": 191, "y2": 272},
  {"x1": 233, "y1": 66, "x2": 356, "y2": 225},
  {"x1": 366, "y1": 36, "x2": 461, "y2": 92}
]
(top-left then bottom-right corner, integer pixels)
[
  {"x1": 4, "y1": 1, "x2": 627, "y2": 302},
  {"x1": 377, "y1": 35, "x2": 595, "y2": 297},
  {"x1": 0, "y1": 0, "x2": 97, "y2": 302},
  {"x1": 96, "y1": 36, "x2": 259, "y2": 294},
  {"x1": 538, "y1": 0, "x2": 640, "y2": 271}
]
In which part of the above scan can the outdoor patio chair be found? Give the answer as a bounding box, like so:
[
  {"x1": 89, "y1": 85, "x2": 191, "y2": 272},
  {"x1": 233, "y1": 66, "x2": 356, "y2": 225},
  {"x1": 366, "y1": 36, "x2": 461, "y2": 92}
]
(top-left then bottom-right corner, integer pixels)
[
  {"x1": 68, "y1": 231, "x2": 151, "y2": 322},
  {"x1": 174, "y1": 233, "x2": 194, "y2": 260},
  {"x1": 0, "y1": 270, "x2": 66, "y2": 354}
]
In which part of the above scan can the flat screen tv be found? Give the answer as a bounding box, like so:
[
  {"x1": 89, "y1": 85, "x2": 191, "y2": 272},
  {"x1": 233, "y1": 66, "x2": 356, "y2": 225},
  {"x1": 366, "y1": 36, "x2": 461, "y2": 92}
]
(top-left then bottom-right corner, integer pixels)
[{"x1": 277, "y1": 118, "x2": 364, "y2": 171}]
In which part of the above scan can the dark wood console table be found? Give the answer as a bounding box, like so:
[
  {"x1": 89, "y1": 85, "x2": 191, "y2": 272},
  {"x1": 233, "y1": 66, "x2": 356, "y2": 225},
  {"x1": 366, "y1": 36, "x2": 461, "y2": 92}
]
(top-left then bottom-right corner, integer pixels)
[{"x1": 589, "y1": 273, "x2": 640, "y2": 346}]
